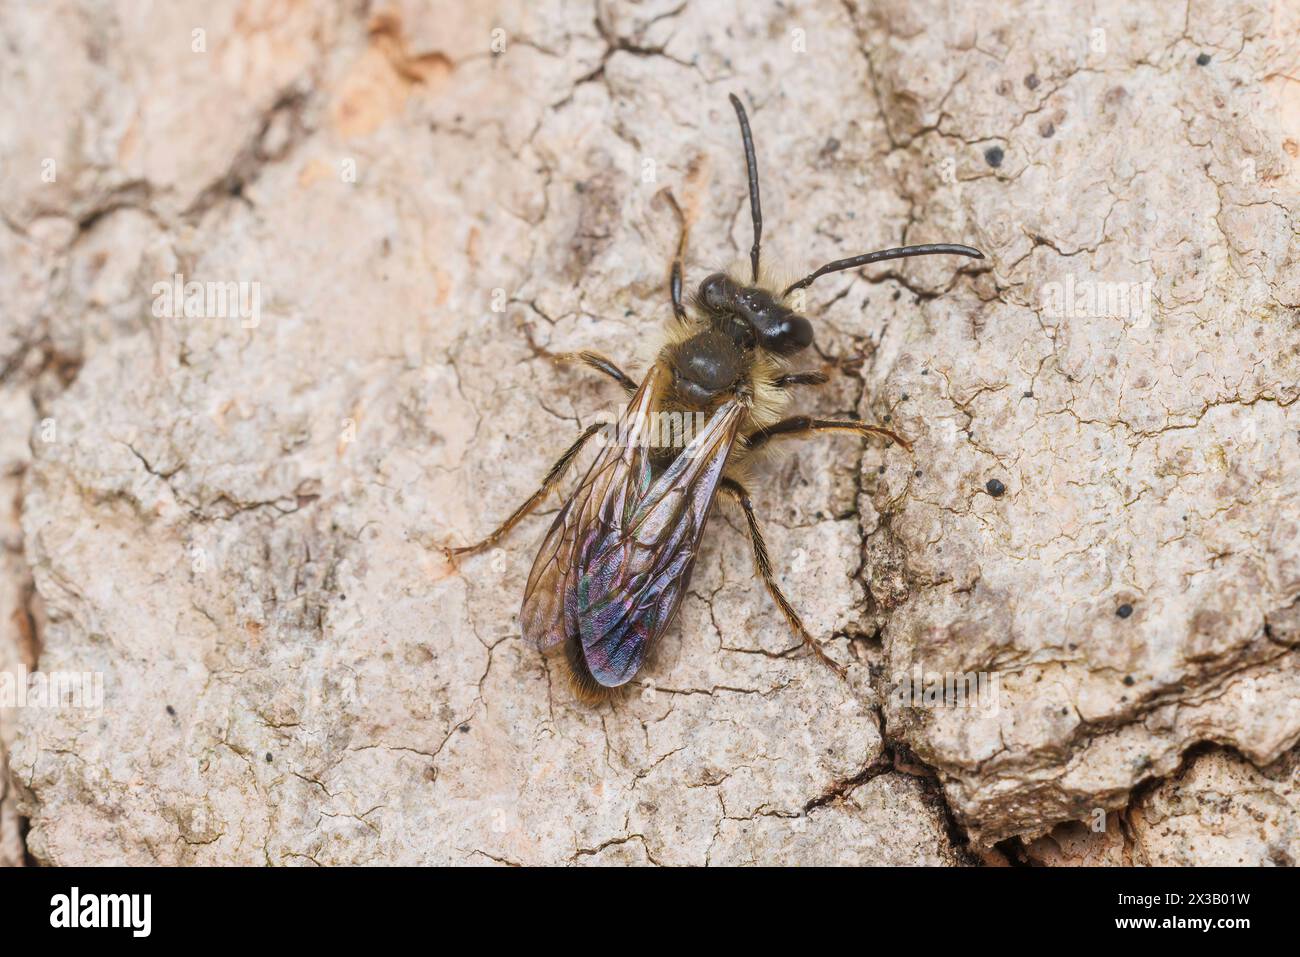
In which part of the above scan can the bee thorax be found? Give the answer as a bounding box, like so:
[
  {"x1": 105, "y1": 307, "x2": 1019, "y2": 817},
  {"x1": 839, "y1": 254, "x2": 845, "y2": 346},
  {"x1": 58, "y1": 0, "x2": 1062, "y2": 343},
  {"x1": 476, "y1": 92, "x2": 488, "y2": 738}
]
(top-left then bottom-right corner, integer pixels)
[{"x1": 666, "y1": 329, "x2": 744, "y2": 406}]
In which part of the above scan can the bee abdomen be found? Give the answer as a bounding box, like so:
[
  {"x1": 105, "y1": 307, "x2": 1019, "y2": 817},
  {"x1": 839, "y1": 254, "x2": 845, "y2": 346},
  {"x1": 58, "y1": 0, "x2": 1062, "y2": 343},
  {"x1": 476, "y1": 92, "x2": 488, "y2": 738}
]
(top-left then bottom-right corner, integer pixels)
[{"x1": 564, "y1": 634, "x2": 614, "y2": 704}]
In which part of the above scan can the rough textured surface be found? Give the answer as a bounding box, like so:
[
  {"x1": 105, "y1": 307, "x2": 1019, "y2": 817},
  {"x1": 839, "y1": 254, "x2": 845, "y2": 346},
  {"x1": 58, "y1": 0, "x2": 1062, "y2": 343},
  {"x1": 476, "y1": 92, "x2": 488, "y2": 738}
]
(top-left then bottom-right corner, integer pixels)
[
  {"x1": 2, "y1": 0, "x2": 1298, "y2": 865},
  {"x1": 1023, "y1": 744, "x2": 1300, "y2": 865}
]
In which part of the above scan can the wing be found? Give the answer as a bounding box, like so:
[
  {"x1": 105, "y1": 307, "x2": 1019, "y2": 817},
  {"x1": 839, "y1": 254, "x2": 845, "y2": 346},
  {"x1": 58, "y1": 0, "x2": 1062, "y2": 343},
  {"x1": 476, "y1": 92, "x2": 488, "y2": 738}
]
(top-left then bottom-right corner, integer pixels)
[
  {"x1": 577, "y1": 398, "x2": 745, "y2": 687},
  {"x1": 519, "y1": 365, "x2": 663, "y2": 650}
]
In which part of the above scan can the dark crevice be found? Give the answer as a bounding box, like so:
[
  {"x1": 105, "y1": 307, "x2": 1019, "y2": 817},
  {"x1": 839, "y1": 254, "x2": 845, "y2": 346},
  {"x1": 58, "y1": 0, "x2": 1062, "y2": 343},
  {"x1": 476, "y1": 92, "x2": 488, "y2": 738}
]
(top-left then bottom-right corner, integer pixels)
[
  {"x1": 18, "y1": 815, "x2": 37, "y2": 867},
  {"x1": 74, "y1": 180, "x2": 155, "y2": 232},
  {"x1": 803, "y1": 749, "x2": 895, "y2": 813},
  {"x1": 804, "y1": 704, "x2": 983, "y2": 865},
  {"x1": 182, "y1": 87, "x2": 312, "y2": 219},
  {"x1": 878, "y1": 733, "x2": 982, "y2": 866},
  {"x1": 993, "y1": 836, "x2": 1033, "y2": 866},
  {"x1": 552, "y1": 3, "x2": 691, "y2": 108}
]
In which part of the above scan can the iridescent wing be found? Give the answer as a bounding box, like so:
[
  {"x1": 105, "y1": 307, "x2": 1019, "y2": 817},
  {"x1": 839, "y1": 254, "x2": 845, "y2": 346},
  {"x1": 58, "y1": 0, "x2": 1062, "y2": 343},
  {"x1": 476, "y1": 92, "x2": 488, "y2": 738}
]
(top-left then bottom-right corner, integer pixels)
[
  {"x1": 519, "y1": 365, "x2": 663, "y2": 650},
  {"x1": 577, "y1": 398, "x2": 745, "y2": 687}
]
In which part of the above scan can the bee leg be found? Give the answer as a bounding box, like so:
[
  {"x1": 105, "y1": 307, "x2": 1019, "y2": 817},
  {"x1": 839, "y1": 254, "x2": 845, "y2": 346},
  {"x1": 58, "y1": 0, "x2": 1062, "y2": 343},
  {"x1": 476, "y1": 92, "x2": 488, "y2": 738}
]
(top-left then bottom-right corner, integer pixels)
[
  {"x1": 555, "y1": 350, "x2": 638, "y2": 395},
  {"x1": 746, "y1": 416, "x2": 912, "y2": 453},
  {"x1": 773, "y1": 371, "x2": 829, "y2": 389},
  {"x1": 664, "y1": 189, "x2": 690, "y2": 320},
  {"x1": 446, "y1": 422, "x2": 605, "y2": 558},
  {"x1": 720, "y1": 478, "x2": 847, "y2": 680}
]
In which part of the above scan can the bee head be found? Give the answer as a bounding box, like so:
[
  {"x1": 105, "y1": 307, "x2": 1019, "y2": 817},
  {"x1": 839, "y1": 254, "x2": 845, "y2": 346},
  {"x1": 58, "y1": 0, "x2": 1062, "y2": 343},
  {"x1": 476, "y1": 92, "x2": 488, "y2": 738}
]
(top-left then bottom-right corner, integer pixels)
[{"x1": 696, "y1": 272, "x2": 813, "y2": 356}]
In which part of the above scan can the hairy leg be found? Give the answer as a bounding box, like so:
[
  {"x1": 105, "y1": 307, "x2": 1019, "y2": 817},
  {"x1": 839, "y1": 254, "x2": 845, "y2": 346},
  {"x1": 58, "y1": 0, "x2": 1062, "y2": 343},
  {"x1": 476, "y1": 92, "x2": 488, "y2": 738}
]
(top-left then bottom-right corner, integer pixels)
[
  {"x1": 746, "y1": 415, "x2": 911, "y2": 453},
  {"x1": 447, "y1": 423, "x2": 604, "y2": 558},
  {"x1": 720, "y1": 478, "x2": 846, "y2": 679},
  {"x1": 554, "y1": 350, "x2": 638, "y2": 395},
  {"x1": 773, "y1": 371, "x2": 829, "y2": 389}
]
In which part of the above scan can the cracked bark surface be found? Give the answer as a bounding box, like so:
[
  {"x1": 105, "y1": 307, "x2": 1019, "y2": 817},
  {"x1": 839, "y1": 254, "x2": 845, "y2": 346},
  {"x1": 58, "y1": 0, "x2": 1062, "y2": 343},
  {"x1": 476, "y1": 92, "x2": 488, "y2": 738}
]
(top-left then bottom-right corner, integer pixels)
[{"x1": 1, "y1": 0, "x2": 1298, "y2": 864}]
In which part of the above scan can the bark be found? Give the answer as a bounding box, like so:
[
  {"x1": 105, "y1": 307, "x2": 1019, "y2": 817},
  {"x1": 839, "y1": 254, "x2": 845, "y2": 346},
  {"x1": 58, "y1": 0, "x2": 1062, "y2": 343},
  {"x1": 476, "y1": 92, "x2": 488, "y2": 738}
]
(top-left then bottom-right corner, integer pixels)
[{"x1": 1, "y1": 0, "x2": 1297, "y2": 865}]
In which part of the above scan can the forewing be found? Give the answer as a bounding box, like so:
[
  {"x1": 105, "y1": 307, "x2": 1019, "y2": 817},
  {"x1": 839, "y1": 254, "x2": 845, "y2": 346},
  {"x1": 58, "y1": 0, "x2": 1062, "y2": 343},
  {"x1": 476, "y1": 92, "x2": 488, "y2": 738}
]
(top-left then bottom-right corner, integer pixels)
[
  {"x1": 577, "y1": 399, "x2": 744, "y2": 687},
  {"x1": 519, "y1": 366, "x2": 662, "y2": 649}
]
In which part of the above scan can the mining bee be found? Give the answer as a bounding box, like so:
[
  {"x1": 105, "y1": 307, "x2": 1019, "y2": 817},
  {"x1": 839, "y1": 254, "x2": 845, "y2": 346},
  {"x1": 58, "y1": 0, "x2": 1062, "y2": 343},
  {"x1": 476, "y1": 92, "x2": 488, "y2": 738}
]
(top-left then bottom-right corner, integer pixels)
[{"x1": 449, "y1": 94, "x2": 982, "y2": 701}]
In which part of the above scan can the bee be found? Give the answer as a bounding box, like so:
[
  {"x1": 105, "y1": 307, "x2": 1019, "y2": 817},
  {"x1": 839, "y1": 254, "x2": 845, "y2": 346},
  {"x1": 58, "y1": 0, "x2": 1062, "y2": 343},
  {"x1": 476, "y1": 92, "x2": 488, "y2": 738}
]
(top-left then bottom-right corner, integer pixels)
[{"x1": 448, "y1": 94, "x2": 982, "y2": 701}]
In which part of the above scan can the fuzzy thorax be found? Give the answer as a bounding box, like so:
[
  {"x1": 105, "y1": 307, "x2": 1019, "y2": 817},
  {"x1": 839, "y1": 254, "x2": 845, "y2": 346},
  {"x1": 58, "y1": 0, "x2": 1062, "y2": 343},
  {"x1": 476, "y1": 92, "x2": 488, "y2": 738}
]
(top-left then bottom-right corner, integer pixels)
[{"x1": 659, "y1": 258, "x2": 809, "y2": 434}]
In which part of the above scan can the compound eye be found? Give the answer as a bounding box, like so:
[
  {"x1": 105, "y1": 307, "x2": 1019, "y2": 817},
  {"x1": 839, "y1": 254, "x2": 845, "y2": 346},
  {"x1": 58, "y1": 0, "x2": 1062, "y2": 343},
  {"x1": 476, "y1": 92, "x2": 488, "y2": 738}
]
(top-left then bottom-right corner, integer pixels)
[
  {"x1": 698, "y1": 273, "x2": 732, "y2": 311},
  {"x1": 764, "y1": 314, "x2": 814, "y2": 355}
]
